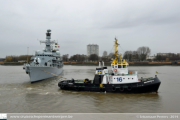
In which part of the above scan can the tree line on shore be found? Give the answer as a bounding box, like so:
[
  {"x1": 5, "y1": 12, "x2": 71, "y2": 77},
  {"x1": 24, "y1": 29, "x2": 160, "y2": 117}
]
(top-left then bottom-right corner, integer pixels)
[
  {"x1": 4, "y1": 55, "x2": 33, "y2": 62},
  {"x1": 63, "y1": 54, "x2": 99, "y2": 62},
  {"x1": 63, "y1": 46, "x2": 180, "y2": 62},
  {"x1": 63, "y1": 46, "x2": 152, "y2": 62},
  {"x1": 4, "y1": 46, "x2": 180, "y2": 63},
  {"x1": 123, "y1": 46, "x2": 151, "y2": 61}
]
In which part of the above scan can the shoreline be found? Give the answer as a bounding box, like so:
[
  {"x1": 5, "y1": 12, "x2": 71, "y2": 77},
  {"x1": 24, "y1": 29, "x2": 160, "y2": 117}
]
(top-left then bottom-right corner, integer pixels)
[
  {"x1": 0, "y1": 62, "x2": 24, "y2": 65},
  {"x1": 0, "y1": 62, "x2": 180, "y2": 66},
  {"x1": 63, "y1": 62, "x2": 180, "y2": 66}
]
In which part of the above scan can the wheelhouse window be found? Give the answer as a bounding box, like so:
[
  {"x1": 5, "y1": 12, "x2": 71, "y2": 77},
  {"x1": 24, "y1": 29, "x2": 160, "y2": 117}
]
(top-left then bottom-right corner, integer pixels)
[
  {"x1": 115, "y1": 66, "x2": 117, "y2": 68},
  {"x1": 118, "y1": 65, "x2": 121, "y2": 68},
  {"x1": 123, "y1": 65, "x2": 126, "y2": 68},
  {"x1": 112, "y1": 65, "x2": 114, "y2": 68}
]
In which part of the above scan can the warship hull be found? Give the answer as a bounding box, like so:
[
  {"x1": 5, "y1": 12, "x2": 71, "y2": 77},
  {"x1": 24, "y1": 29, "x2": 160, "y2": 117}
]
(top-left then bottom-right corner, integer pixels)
[
  {"x1": 58, "y1": 77, "x2": 161, "y2": 93},
  {"x1": 29, "y1": 66, "x2": 63, "y2": 82}
]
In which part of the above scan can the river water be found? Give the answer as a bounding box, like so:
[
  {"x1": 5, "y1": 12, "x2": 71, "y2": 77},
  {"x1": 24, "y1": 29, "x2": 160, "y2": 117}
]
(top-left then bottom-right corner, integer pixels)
[{"x1": 0, "y1": 65, "x2": 180, "y2": 113}]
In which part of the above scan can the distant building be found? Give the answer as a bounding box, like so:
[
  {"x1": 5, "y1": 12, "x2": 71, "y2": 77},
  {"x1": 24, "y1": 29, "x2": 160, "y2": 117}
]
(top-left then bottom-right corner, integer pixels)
[
  {"x1": 87, "y1": 44, "x2": 99, "y2": 56},
  {"x1": 102, "y1": 51, "x2": 108, "y2": 57},
  {"x1": 157, "y1": 53, "x2": 168, "y2": 56},
  {"x1": 157, "y1": 53, "x2": 175, "y2": 57},
  {"x1": 177, "y1": 53, "x2": 180, "y2": 57},
  {"x1": 146, "y1": 56, "x2": 155, "y2": 61}
]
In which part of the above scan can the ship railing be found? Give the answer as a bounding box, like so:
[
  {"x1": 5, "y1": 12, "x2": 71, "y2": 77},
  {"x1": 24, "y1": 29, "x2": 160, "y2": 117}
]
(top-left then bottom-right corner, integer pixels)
[
  {"x1": 74, "y1": 79, "x2": 93, "y2": 84},
  {"x1": 30, "y1": 63, "x2": 62, "y2": 68},
  {"x1": 140, "y1": 77, "x2": 154, "y2": 81}
]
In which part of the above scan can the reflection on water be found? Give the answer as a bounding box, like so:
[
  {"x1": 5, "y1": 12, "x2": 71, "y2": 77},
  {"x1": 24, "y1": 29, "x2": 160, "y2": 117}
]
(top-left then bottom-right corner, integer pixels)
[{"x1": 0, "y1": 65, "x2": 180, "y2": 113}]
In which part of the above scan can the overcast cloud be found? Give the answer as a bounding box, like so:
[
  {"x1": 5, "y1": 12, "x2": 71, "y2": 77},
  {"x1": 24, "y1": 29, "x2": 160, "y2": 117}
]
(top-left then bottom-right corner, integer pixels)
[{"x1": 0, "y1": 0, "x2": 180, "y2": 58}]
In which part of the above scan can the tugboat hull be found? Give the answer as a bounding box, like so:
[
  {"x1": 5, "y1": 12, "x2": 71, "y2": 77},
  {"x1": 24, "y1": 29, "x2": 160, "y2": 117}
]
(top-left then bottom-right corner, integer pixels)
[{"x1": 58, "y1": 77, "x2": 161, "y2": 93}]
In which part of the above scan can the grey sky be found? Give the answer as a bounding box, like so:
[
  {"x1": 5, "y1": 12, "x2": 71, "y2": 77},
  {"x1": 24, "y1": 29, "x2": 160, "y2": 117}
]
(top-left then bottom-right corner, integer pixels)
[{"x1": 0, "y1": 0, "x2": 180, "y2": 58}]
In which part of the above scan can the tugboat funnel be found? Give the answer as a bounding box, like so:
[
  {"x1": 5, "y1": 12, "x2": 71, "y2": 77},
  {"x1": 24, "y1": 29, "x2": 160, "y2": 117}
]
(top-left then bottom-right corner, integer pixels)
[{"x1": 99, "y1": 62, "x2": 101, "y2": 67}]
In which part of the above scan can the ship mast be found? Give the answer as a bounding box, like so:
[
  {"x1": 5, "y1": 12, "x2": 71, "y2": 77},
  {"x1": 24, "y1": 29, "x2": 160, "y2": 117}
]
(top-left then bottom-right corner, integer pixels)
[
  {"x1": 111, "y1": 38, "x2": 121, "y2": 65},
  {"x1": 40, "y1": 29, "x2": 56, "y2": 52}
]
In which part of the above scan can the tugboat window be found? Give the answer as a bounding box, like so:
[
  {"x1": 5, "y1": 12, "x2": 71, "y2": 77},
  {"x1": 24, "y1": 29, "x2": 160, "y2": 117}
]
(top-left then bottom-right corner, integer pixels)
[
  {"x1": 123, "y1": 65, "x2": 126, "y2": 68},
  {"x1": 115, "y1": 66, "x2": 117, "y2": 68},
  {"x1": 118, "y1": 65, "x2": 121, "y2": 68},
  {"x1": 112, "y1": 65, "x2": 114, "y2": 68}
]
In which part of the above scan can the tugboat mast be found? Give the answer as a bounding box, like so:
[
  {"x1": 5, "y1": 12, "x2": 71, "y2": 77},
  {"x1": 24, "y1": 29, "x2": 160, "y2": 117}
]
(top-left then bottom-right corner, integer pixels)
[{"x1": 111, "y1": 38, "x2": 121, "y2": 65}]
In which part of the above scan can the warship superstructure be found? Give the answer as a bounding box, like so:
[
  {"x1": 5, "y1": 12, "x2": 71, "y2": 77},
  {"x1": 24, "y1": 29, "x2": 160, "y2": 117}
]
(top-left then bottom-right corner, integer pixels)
[
  {"x1": 58, "y1": 38, "x2": 161, "y2": 93},
  {"x1": 24, "y1": 29, "x2": 63, "y2": 82}
]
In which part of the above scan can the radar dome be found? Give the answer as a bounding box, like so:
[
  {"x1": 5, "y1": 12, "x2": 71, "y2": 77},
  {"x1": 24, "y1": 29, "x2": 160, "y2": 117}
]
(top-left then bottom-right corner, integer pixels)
[{"x1": 47, "y1": 29, "x2": 51, "y2": 32}]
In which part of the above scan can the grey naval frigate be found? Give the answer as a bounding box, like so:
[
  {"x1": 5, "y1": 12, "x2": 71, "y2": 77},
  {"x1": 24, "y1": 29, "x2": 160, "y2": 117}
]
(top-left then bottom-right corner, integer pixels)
[{"x1": 24, "y1": 29, "x2": 63, "y2": 82}]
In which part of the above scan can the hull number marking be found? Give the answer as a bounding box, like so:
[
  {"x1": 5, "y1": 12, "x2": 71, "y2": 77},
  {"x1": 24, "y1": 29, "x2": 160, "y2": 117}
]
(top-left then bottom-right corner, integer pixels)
[{"x1": 117, "y1": 77, "x2": 122, "y2": 82}]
